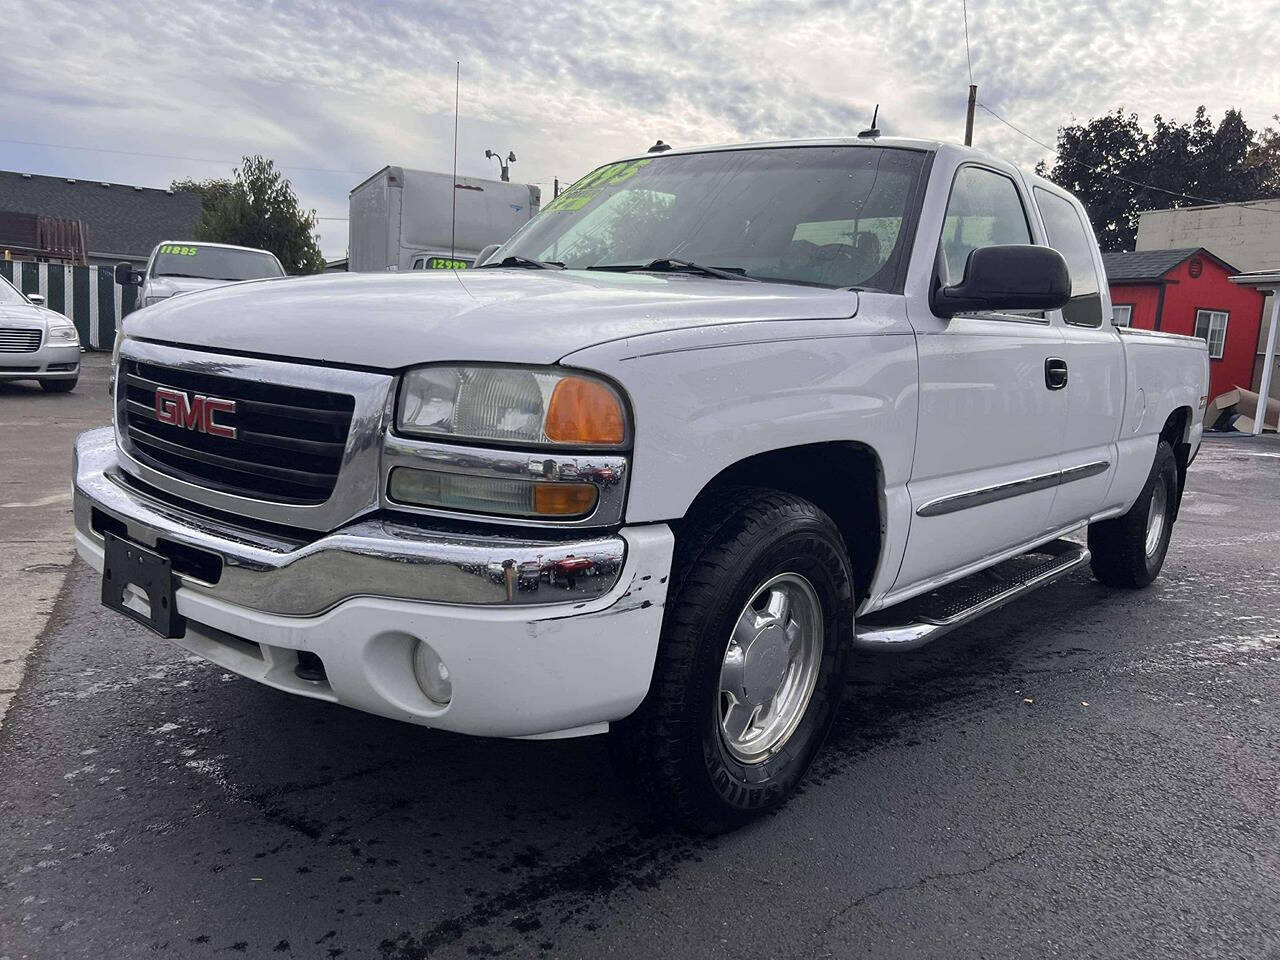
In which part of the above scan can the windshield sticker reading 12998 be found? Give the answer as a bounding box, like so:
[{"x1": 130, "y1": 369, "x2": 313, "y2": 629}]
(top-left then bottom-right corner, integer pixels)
[{"x1": 159, "y1": 245, "x2": 198, "y2": 256}]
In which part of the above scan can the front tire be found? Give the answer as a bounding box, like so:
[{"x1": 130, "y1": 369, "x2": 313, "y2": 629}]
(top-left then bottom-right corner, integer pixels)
[
  {"x1": 610, "y1": 488, "x2": 854, "y2": 833},
  {"x1": 40, "y1": 378, "x2": 77, "y2": 393},
  {"x1": 1088, "y1": 440, "x2": 1178, "y2": 588}
]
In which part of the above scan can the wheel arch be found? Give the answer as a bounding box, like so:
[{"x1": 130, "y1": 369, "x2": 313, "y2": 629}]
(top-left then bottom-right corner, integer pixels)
[
  {"x1": 675, "y1": 441, "x2": 885, "y2": 607},
  {"x1": 1159, "y1": 405, "x2": 1193, "y2": 518}
]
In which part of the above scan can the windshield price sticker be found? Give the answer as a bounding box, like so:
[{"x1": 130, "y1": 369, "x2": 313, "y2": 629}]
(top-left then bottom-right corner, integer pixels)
[
  {"x1": 427, "y1": 258, "x2": 468, "y2": 270},
  {"x1": 545, "y1": 187, "x2": 602, "y2": 212},
  {"x1": 545, "y1": 158, "x2": 654, "y2": 212},
  {"x1": 159, "y1": 245, "x2": 198, "y2": 256}
]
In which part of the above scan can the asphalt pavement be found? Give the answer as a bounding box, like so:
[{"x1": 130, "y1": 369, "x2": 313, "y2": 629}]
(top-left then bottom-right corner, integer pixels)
[
  {"x1": 1, "y1": 406, "x2": 1278, "y2": 959},
  {"x1": 0, "y1": 354, "x2": 111, "y2": 732}
]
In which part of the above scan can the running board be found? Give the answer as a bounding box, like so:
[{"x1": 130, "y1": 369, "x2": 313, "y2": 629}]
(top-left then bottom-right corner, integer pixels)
[{"x1": 855, "y1": 539, "x2": 1090, "y2": 651}]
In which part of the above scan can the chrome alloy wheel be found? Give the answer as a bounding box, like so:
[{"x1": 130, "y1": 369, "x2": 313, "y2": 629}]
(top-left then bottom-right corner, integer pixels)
[
  {"x1": 1145, "y1": 474, "x2": 1169, "y2": 558},
  {"x1": 717, "y1": 572, "x2": 824, "y2": 764}
]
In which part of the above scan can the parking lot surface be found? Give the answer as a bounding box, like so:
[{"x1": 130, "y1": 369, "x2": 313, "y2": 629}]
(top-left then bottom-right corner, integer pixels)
[
  {"x1": 1, "y1": 402, "x2": 1278, "y2": 958},
  {"x1": 0, "y1": 354, "x2": 111, "y2": 732}
]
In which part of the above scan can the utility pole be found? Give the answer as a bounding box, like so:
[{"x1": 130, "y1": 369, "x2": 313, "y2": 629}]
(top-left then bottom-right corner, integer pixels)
[
  {"x1": 554, "y1": 178, "x2": 560, "y2": 199},
  {"x1": 964, "y1": 84, "x2": 977, "y2": 146}
]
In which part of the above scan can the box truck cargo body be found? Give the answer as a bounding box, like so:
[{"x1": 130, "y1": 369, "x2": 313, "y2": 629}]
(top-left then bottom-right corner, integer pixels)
[{"x1": 348, "y1": 166, "x2": 541, "y2": 272}]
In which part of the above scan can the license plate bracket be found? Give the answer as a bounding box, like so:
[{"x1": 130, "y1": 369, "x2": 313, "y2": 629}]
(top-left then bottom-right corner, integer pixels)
[{"x1": 101, "y1": 531, "x2": 184, "y2": 639}]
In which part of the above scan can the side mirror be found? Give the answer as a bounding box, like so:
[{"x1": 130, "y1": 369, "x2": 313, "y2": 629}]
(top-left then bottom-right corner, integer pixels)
[
  {"x1": 474, "y1": 243, "x2": 502, "y2": 267},
  {"x1": 932, "y1": 244, "x2": 1070, "y2": 318},
  {"x1": 26, "y1": 293, "x2": 44, "y2": 306},
  {"x1": 114, "y1": 262, "x2": 141, "y2": 286}
]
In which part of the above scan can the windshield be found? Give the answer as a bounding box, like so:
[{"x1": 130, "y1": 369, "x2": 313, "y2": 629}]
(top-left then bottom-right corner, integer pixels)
[
  {"x1": 151, "y1": 244, "x2": 284, "y2": 281},
  {"x1": 0, "y1": 276, "x2": 28, "y2": 305},
  {"x1": 497, "y1": 146, "x2": 928, "y2": 290}
]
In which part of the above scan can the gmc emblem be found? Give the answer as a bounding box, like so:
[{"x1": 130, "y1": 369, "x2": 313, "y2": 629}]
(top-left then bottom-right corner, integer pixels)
[{"x1": 154, "y1": 387, "x2": 237, "y2": 439}]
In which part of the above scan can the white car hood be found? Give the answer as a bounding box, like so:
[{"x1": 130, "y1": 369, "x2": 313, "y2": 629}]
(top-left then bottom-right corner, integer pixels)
[
  {"x1": 124, "y1": 269, "x2": 861, "y2": 369},
  {"x1": 0, "y1": 303, "x2": 64, "y2": 329}
]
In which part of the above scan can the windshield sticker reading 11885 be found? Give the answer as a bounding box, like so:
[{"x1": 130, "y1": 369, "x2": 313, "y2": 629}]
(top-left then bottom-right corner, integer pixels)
[{"x1": 159, "y1": 245, "x2": 198, "y2": 256}]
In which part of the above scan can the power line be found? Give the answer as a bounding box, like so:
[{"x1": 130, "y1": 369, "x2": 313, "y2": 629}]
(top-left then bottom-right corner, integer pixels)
[
  {"x1": 0, "y1": 136, "x2": 369, "y2": 176},
  {"x1": 961, "y1": 0, "x2": 974, "y2": 85},
  {"x1": 977, "y1": 102, "x2": 1280, "y2": 216}
]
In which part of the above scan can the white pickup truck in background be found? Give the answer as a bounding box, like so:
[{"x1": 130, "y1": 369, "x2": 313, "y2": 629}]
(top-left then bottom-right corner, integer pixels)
[
  {"x1": 74, "y1": 137, "x2": 1208, "y2": 832},
  {"x1": 114, "y1": 241, "x2": 285, "y2": 310}
]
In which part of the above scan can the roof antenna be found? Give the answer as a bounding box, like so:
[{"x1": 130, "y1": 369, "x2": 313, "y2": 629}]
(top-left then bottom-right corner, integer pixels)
[
  {"x1": 450, "y1": 61, "x2": 460, "y2": 265},
  {"x1": 858, "y1": 104, "x2": 880, "y2": 139},
  {"x1": 648, "y1": 139, "x2": 672, "y2": 153}
]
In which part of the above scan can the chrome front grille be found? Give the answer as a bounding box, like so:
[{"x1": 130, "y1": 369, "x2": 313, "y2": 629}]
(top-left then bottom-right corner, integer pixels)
[
  {"x1": 0, "y1": 328, "x2": 42, "y2": 353},
  {"x1": 119, "y1": 358, "x2": 356, "y2": 504}
]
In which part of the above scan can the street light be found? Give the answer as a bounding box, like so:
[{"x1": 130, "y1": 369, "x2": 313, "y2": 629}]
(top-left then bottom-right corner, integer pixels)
[{"x1": 485, "y1": 149, "x2": 516, "y2": 182}]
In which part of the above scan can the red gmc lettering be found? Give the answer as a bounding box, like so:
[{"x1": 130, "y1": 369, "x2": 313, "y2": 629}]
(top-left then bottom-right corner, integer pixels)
[{"x1": 153, "y1": 387, "x2": 237, "y2": 439}]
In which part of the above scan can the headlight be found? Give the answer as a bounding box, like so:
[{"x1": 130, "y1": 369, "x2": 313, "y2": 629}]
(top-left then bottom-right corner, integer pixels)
[
  {"x1": 397, "y1": 365, "x2": 627, "y2": 447},
  {"x1": 47, "y1": 321, "x2": 79, "y2": 343}
]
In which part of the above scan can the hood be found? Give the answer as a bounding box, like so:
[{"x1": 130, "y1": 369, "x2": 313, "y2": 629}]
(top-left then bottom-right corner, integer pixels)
[
  {"x1": 144, "y1": 276, "x2": 242, "y2": 301},
  {"x1": 124, "y1": 269, "x2": 860, "y2": 369},
  {"x1": 0, "y1": 303, "x2": 64, "y2": 328}
]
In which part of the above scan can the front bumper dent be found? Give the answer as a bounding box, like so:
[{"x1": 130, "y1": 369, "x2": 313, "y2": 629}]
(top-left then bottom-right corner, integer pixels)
[{"x1": 72, "y1": 427, "x2": 675, "y2": 737}]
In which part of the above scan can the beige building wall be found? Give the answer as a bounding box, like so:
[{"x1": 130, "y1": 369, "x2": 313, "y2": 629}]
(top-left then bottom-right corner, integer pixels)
[
  {"x1": 1254, "y1": 293, "x2": 1280, "y2": 405},
  {"x1": 1135, "y1": 200, "x2": 1280, "y2": 273}
]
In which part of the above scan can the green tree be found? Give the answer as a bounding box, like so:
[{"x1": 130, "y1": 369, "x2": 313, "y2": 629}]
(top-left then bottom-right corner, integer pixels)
[
  {"x1": 172, "y1": 157, "x2": 325, "y2": 274},
  {"x1": 1038, "y1": 108, "x2": 1280, "y2": 251},
  {"x1": 170, "y1": 176, "x2": 235, "y2": 217}
]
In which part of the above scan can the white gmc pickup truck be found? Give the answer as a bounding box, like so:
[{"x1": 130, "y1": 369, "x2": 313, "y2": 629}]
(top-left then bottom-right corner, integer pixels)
[{"x1": 73, "y1": 138, "x2": 1208, "y2": 832}]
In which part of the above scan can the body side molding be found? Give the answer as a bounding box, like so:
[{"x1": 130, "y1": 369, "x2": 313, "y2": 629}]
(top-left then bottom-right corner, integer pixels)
[{"x1": 916, "y1": 460, "x2": 1110, "y2": 518}]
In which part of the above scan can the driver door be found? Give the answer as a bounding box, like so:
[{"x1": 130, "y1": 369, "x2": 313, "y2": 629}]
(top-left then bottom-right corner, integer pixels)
[{"x1": 894, "y1": 163, "x2": 1068, "y2": 593}]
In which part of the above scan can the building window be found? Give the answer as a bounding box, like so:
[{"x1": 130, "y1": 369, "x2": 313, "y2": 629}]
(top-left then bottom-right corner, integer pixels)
[
  {"x1": 1112, "y1": 304, "x2": 1132, "y2": 327},
  {"x1": 1194, "y1": 309, "x2": 1228, "y2": 359}
]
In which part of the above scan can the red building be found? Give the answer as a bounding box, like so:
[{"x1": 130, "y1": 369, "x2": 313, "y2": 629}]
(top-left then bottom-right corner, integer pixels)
[{"x1": 1103, "y1": 248, "x2": 1265, "y2": 404}]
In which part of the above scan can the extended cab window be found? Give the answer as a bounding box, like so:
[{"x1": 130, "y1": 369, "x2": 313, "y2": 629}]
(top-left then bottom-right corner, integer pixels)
[
  {"x1": 1034, "y1": 188, "x2": 1104, "y2": 327},
  {"x1": 939, "y1": 166, "x2": 1031, "y2": 287},
  {"x1": 499, "y1": 146, "x2": 928, "y2": 291}
]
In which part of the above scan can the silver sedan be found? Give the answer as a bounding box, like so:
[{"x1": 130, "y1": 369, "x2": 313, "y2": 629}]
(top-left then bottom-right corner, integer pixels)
[{"x1": 0, "y1": 273, "x2": 81, "y2": 392}]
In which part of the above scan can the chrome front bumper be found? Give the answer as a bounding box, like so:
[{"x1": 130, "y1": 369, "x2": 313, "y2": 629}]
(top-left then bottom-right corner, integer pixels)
[{"x1": 73, "y1": 427, "x2": 628, "y2": 615}]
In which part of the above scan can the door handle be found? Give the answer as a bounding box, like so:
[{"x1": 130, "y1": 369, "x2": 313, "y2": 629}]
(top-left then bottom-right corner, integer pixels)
[{"x1": 1045, "y1": 357, "x2": 1068, "y2": 390}]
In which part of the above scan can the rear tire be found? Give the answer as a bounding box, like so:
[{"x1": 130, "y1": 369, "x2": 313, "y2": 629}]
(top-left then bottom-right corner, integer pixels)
[
  {"x1": 610, "y1": 488, "x2": 855, "y2": 834},
  {"x1": 1088, "y1": 441, "x2": 1178, "y2": 588},
  {"x1": 40, "y1": 378, "x2": 77, "y2": 393}
]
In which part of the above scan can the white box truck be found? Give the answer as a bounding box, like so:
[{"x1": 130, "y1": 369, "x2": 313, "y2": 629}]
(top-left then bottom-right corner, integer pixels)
[{"x1": 348, "y1": 166, "x2": 541, "y2": 272}]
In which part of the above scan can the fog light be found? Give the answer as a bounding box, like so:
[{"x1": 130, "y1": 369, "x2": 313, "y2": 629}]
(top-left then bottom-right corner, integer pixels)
[{"x1": 413, "y1": 640, "x2": 453, "y2": 705}]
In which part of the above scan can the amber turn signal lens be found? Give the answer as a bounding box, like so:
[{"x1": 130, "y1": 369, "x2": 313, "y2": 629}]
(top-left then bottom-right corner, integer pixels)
[
  {"x1": 533, "y1": 482, "x2": 598, "y2": 516},
  {"x1": 545, "y1": 377, "x2": 626, "y2": 445}
]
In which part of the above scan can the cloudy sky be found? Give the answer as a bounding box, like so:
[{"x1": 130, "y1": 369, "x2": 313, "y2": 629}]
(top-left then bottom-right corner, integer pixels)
[{"x1": 3, "y1": 0, "x2": 1278, "y2": 258}]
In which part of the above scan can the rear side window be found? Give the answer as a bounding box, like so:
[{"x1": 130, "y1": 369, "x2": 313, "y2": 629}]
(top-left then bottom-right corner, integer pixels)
[
  {"x1": 1034, "y1": 188, "x2": 1104, "y2": 328},
  {"x1": 939, "y1": 166, "x2": 1032, "y2": 286}
]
